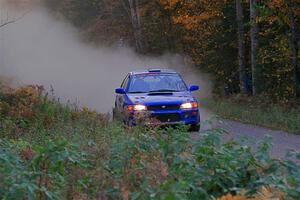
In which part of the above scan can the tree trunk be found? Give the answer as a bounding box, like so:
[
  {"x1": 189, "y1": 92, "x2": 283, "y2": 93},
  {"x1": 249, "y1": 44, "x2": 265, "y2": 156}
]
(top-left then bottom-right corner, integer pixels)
[
  {"x1": 250, "y1": 0, "x2": 259, "y2": 95},
  {"x1": 287, "y1": 0, "x2": 300, "y2": 97},
  {"x1": 236, "y1": 0, "x2": 247, "y2": 94},
  {"x1": 127, "y1": 0, "x2": 143, "y2": 52},
  {"x1": 161, "y1": 9, "x2": 175, "y2": 52}
]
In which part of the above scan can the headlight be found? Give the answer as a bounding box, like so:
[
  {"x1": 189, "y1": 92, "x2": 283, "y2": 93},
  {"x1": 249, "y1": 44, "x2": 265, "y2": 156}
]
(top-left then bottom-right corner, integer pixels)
[
  {"x1": 127, "y1": 104, "x2": 147, "y2": 111},
  {"x1": 180, "y1": 102, "x2": 198, "y2": 109},
  {"x1": 134, "y1": 104, "x2": 147, "y2": 111}
]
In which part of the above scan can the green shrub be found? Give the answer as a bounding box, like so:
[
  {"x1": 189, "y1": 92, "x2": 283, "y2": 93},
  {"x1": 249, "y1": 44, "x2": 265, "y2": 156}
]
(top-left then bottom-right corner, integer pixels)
[
  {"x1": 104, "y1": 127, "x2": 300, "y2": 199},
  {"x1": 0, "y1": 86, "x2": 299, "y2": 199},
  {"x1": 0, "y1": 138, "x2": 89, "y2": 199}
]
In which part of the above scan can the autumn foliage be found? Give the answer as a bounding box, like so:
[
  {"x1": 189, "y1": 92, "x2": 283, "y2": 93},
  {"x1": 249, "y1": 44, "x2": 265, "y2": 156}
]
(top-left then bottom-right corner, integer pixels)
[
  {"x1": 217, "y1": 186, "x2": 285, "y2": 200},
  {"x1": 44, "y1": 0, "x2": 300, "y2": 102}
]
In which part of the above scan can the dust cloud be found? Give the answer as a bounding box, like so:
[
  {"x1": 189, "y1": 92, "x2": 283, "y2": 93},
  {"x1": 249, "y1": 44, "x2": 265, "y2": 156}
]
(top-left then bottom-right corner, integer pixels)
[{"x1": 0, "y1": 2, "x2": 212, "y2": 113}]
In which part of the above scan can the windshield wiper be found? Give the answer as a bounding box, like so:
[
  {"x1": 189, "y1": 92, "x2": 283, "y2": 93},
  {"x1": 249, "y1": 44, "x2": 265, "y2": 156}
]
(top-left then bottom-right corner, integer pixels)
[{"x1": 149, "y1": 89, "x2": 179, "y2": 93}]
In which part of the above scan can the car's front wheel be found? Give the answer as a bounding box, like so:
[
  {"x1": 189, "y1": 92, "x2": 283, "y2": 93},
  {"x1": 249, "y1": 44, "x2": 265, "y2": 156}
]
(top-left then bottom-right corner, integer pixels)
[
  {"x1": 189, "y1": 124, "x2": 200, "y2": 132},
  {"x1": 112, "y1": 108, "x2": 118, "y2": 121}
]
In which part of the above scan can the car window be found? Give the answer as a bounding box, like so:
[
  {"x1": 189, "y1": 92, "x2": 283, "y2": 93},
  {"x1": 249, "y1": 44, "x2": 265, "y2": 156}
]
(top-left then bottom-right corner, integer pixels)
[{"x1": 128, "y1": 73, "x2": 187, "y2": 93}]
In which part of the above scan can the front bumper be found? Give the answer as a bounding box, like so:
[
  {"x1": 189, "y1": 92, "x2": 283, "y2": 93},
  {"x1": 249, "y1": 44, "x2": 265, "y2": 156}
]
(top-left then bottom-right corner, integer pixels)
[{"x1": 127, "y1": 108, "x2": 200, "y2": 126}]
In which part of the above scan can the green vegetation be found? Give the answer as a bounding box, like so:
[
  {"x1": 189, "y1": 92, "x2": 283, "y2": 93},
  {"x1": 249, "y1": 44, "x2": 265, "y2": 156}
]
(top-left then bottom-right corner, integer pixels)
[
  {"x1": 1, "y1": 1, "x2": 299, "y2": 198},
  {"x1": 204, "y1": 97, "x2": 300, "y2": 134},
  {"x1": 1, "y1": 85, "x2": 300, "y2": 199}
]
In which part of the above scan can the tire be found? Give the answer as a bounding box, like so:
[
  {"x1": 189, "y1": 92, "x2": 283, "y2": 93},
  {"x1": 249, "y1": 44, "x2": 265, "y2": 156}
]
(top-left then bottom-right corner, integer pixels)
[
  {"x1": 189, "y1": 124, "x2": 200, "y2": 132},
  {"x1": 112, "y1": 108, "x2": 117, "y2": 121}
]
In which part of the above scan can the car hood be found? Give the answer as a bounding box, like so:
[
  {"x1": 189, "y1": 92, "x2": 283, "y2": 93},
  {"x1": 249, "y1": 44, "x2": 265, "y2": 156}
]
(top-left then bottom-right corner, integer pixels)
[{"x1": 127, "y1": 92, "x2": 196, "y2": 105}]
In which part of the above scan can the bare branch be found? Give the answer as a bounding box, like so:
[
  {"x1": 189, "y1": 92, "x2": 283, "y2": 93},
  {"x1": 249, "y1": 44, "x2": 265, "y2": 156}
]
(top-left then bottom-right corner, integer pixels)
[
  {"x1": 0, "y1": 10, "x2": 29, "y2": 29},
  {"x1": 0, "y1": 20, "x2": 15, "y2": 28}
]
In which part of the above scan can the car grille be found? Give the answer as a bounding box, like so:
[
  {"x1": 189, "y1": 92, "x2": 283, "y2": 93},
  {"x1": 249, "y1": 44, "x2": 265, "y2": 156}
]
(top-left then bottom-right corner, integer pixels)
[
  {"x1": 151, "y1": 113, "x2": 181, "y2": 122},
  {"x1": 147, "y1": 104, "x2": 180, "y2": 111}
]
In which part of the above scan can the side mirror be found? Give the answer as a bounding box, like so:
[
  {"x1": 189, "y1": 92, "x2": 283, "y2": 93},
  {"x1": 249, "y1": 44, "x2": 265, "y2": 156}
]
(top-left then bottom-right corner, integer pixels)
[
  {"x1": 115, "y1": 88, "x2": 126, "y2": 94},
  {"x1": 189, "y1": 85, "x2": 199, "y2": 92}
]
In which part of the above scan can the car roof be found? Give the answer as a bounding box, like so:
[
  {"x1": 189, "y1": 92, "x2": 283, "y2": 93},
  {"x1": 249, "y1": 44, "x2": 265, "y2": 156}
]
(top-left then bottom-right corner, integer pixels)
[{"x1": 129, "y1": 69, "x2": 178, "y2": 75}]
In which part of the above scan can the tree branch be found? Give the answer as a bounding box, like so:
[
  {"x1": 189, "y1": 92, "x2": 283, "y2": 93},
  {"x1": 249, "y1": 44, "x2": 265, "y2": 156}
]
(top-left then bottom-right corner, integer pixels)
[
  {"x1": 0, "y1": 10, "x2": 29, "y2": 29},
  {"x1": 0, "y1": 20, "x2": 16, "y2": 28}
]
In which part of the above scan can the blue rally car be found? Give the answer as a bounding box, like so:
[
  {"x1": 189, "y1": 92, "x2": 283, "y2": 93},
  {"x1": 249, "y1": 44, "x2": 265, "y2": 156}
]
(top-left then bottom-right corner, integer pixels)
[{"x1": 113, "y1": 69, "x2": 200, "y2": 131}]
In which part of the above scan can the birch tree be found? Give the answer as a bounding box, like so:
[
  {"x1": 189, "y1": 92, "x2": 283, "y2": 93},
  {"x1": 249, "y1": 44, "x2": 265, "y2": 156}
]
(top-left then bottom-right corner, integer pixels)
[
  {"x1": 287, "y1": 0, "x2": 300, "y2": 97},
  {"x1": 236, "y1": 0, "x2": 247, "y2": 94},
  {"x1": 250, "y1": 0, "x2": 259, "y2": 95},
  {"x1": 126, "y1": 0, "x2": 143, "y2": 52}
]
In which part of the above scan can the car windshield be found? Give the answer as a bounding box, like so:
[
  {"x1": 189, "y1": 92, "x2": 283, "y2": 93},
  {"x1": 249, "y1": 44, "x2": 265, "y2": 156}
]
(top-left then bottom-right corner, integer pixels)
[{"x1": 128, "y1": 73, "x2": 188, "y2": 93}]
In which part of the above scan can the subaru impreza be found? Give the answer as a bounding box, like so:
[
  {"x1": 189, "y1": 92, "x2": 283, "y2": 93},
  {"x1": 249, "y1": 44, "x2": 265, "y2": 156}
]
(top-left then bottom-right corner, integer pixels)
[{"x1": 113, "y1": 69, "x2": 200, "y2": 131}]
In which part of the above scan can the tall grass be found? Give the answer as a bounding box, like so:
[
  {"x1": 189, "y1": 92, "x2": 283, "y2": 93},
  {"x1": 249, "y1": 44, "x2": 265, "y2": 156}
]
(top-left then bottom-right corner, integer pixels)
[{"x1": 204, "y1": 98, "x2": 300, "y2": 134}]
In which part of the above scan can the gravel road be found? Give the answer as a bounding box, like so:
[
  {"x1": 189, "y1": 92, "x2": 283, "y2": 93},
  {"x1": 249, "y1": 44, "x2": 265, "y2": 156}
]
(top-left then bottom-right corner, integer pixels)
[{"x1": 199, "y1": 109, "x2": 300, "y2": 159}]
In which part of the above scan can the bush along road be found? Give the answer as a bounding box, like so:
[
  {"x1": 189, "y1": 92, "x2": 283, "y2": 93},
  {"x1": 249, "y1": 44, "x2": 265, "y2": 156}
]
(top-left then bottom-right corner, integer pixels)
[{"x1": 0, "y1": 85, "x2": 299, "y2": 199}]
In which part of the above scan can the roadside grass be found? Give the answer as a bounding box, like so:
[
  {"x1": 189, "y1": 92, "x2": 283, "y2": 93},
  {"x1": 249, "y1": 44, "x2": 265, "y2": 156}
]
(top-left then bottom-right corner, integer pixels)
[
  {"x1": 0, "y1": 85, "x2": 300, "y2": 199},
  {"x1": 203, "y1": 97, "x2": 300, "y2": 134}
]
